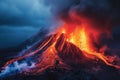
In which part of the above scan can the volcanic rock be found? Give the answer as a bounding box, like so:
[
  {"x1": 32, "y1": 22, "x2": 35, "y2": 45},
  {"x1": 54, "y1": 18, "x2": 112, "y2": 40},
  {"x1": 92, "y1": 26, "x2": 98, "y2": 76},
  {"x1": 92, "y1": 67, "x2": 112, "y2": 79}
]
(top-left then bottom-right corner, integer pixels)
[{"x1": 55, "y1": 33, "x2": 88, "y2": 67}]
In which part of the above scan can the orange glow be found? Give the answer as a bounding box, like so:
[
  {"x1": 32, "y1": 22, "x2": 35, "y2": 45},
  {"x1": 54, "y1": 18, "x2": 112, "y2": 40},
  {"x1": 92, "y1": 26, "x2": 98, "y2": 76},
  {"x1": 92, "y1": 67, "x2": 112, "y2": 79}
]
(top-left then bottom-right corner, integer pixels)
[
  {"x1": 2, "y1": 22, "x2": 120, "y2": 75},
  {"x1": 57, "y1": 23, "x2": 120, "y2": 69}
]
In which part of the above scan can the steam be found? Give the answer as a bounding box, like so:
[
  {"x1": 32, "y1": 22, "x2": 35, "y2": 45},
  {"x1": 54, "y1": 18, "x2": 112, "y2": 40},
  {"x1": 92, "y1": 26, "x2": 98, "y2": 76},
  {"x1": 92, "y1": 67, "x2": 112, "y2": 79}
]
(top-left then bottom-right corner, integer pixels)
[
  {"x1": 0, "y1": 0, "x2": 120, "y2": 79},
  {"x1": 0, "y1": 61, "x2": 35, "y2": 78}
]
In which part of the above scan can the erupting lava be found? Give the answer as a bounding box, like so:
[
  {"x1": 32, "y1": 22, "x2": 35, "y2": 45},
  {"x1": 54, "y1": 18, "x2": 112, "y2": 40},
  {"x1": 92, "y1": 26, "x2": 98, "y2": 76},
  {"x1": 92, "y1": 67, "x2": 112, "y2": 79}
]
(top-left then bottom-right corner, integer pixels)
[
  {"x1": 58, "y1": 23, "x2": 120, "y2": 69},
  {"x1": 1, "y1": 22, "x2": 120, "y2": 77}
]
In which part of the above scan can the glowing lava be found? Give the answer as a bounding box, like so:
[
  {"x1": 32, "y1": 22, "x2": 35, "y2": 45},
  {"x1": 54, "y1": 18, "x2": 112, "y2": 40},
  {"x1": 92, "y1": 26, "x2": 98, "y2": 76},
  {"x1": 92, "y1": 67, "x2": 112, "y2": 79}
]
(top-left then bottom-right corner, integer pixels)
[
  {"x1": 1, "y1": 23, "x2": 120, "y2": 77},
  {"x1": 58, "y1": 23, "x2": 120, "y2": 69}
]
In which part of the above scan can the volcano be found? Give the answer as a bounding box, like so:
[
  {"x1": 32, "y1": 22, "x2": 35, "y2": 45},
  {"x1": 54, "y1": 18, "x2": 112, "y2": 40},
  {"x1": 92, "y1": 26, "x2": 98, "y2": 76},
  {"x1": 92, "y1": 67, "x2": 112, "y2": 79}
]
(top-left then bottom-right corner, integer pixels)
[{"x1": 0, "y1": 23, "x2": 120, "y2": 80}]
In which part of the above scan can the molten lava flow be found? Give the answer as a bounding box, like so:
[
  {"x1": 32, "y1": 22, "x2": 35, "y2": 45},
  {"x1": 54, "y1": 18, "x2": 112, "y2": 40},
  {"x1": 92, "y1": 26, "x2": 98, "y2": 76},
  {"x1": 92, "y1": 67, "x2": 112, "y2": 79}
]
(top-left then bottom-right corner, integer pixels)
[
  {"x1": 58, "y1": 24, "x2": 120, "y2": 69},
  {"x1": 1, "y1": 23, "x2": 120, "y2": 77}
]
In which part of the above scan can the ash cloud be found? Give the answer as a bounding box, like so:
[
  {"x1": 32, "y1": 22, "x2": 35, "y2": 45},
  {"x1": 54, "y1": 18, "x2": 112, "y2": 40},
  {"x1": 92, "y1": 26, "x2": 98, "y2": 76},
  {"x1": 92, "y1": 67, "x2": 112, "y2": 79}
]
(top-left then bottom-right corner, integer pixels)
[
  {"x1": 44, "y1": 0, "x2": 120, "y2": 49},
  {"x1": 44, "y1": 0, "x2": 120, "y2": 31}
]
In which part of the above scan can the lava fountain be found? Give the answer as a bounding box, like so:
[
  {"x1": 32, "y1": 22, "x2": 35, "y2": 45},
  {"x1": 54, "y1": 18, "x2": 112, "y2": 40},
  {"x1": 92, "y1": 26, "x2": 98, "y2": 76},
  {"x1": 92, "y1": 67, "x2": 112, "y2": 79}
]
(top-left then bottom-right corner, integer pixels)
[{"x1": 57, "y1": 23, "x2": 120, "y2": 69}]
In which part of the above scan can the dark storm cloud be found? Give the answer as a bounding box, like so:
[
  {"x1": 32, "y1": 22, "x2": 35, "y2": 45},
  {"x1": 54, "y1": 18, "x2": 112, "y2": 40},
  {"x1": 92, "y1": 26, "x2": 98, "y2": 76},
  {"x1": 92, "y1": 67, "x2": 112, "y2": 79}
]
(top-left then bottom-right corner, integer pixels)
[
  {"x1": 0, "y1": 0, "x2": 54, "y2": 48},
  {"x1": 0, "y1": 26, "x2": 37, "y2": 48},
  {"x1": 0, "y1": 0, "x2": 53, "y2": 27}
]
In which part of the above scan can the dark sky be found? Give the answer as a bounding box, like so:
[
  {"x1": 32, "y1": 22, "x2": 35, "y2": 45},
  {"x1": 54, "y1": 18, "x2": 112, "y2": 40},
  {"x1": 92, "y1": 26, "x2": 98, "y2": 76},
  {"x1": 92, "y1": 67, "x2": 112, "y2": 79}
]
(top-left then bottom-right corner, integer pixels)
[
  {"x1": 0, "y1": 0, "x2": 55, "y2": 48},
  {"x1": 0, "y1": 0, "x2": 120, "y2": 49}
]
